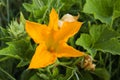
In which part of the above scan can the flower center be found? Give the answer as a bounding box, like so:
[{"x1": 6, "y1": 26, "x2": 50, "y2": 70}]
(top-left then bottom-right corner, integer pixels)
[
  {"x1": 47, "y1": 30, "x2": 57, "y2": 53},
  {"x1": 48, "y1": 47, "x2": 54, "y2": 53}
]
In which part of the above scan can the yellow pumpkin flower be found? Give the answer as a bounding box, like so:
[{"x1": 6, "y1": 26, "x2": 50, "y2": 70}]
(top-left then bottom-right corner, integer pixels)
[{"x1": 26, "y1": 8, "x2": 84, "y2": 69}]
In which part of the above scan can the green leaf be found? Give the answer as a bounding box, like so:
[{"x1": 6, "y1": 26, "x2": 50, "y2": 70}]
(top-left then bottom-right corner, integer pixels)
[
  {"x1": 0, "y1": 39, "x2": 34, "y2": 67},
  {"x1": 76, "y1": 24, "x2": 120, "y2": 55},
  {"x1": 90, "y1": 25, "x2": 120, "y2": 55},
  {"x1": 112, "y1": 0, "x2": 120, "y2": 20},
  {"x1": 20, "y1": 12, "x2": 26, "y2": 25},
  {"x1": 83, "y1": 0, "x2": 114, "y2": 24},
  {"x1": 89, "y1": 25, "x2": 106, "y2": 43},
  {"x1": 93, "y1": 68, "x2": 110, "y2": 80},
  {"x1": 23, "y1": 3, "x2": 34, "y2": 12},
  {"x1": 90, "y1": 24, "x2": 120, "y2": 55},
  {"x1": 76, "y1": 33, "x2": 96, "y2": 57},
  {"x1": 0, "y1": 42, "x2": 21, "y2": 59},
  {"x1": 94, "y1": 38, "x2": 120, "y2": 55},
  {"x1": 23, "y1": 0, "x2": 49, "y2": 23},
  {"x1": 23, "y1": 0, "x2": 64, "y2": 23},
  {"x1": 90, "y1": 25, "x2": 119, "y2": 43},
  {"x1": 76, "y1": 34, "x2": 92, "y2": 50}
]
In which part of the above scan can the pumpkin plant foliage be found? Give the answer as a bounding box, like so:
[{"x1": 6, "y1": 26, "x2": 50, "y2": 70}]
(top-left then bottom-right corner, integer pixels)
[{"x1": 0, "y1": 0, "x2": 120, "y2": 80}]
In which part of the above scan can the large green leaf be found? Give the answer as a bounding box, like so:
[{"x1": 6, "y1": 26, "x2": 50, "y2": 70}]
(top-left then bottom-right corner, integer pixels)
[
  {"x1": 76, "y1": 24, "x2": 120, "y2": 55},
  {"x1": 90, "y1": 25, "x2": 120, "y2": 55},
  {"x1": 90, "y1": 25, "x2": 119, "y2": 43},
  {"x1": 94, "y1": 38, "x2": 120, "y2": 55},
  {"x1": 83, "y1": 0, "x2": 114, "y2": 24}
]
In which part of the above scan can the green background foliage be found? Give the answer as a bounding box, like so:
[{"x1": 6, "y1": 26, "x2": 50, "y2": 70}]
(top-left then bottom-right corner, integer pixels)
[{"x1": 0, "y1": 0, "x2": 120, "y2": 80}]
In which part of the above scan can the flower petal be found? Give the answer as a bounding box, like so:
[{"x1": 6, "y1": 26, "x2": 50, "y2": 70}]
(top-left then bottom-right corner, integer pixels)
[
  {"x1": 57, "y1": 43, "x2": 84, "y2": 58},
  {"x1": 29, "y1": 44, "x2": 57, "y2": 69},
  {"x1": 26, "y1": 20, "x2": 49, "y2": 44},
  {"x1": 55, "y1": 21, "x2": 82, "y2": 42},
  {"x1": 48, "y1": 8, "x2": 59, "y2": 31}
]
